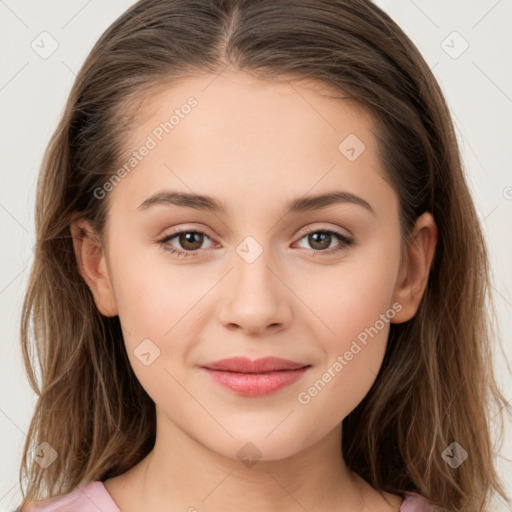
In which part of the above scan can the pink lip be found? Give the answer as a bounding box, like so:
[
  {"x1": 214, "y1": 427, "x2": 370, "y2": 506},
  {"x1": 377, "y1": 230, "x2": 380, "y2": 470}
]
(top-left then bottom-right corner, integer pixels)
[
  {"x1": 201, "y1": 357, "x2": 311, "y2": 396},
  {"x1": 203, "y1": 356, "x2": 308, "y2": 373}
]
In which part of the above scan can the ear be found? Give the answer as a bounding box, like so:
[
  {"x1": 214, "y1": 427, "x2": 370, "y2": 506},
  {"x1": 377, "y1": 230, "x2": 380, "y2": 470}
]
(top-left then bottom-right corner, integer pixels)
[
  {"x1": 391, "y1": 212, "x2": 438, "y2": 323},
  {"x1": 70, "y1": 213, "x2": 118, "y2": 317}
]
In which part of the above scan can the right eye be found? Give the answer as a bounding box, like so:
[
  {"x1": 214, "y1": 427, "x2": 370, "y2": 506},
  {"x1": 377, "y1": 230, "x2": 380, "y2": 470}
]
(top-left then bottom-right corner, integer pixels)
[{"x1": 158, "y1": 229, "x2": 216, "y2": 258}]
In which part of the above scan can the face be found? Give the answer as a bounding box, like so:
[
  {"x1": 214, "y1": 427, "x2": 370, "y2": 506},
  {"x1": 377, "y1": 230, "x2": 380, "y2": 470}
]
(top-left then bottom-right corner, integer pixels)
[{"x1": 75, "y1": 71, "x2": 431, "y2": 462}]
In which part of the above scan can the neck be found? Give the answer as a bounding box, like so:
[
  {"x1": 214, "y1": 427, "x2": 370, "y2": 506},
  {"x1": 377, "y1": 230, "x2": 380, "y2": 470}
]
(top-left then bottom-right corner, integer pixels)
[{"x1": 104, "y1": 408, "x2": 401, "y2": 512}]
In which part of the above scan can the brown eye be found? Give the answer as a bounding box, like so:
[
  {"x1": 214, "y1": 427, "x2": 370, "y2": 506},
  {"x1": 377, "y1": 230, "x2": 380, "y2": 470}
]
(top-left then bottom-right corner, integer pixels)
[
  {"x1": 159, "y1": 229, "x2": 214, "y2": 257},
  {"x1": 296, "y1": 229, "x2": 353, "y2": 255},
  {"x1": 307, "y1": 232, "x2": 332, "y2": 251},
  {"x1": 176, "y1": 231, "x2": 204, "y2": 251}
]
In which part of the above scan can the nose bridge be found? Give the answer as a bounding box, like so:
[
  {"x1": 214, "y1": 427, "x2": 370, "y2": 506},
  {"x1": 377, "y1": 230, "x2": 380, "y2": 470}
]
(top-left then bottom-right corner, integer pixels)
[
  {"x1": 219, "y1": 234, "x2": 291, "y2": 332},
  {"x1": 232, "y1": 234, "x2": 279, "y2": 304}
]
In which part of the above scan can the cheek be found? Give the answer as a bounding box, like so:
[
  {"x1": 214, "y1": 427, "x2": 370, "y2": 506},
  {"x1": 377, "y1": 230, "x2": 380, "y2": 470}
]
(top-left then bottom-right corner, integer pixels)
[
  {"x1": 304, "y1": 232, "x2": 400, "y2": 345},
  {"x1": 107, "y1": 251, "x2": 210, "y2": 405},
  {"x1": 296, "y1": 298, "x2": 393, "y2": 437},
  {"x1": 296, "y1": 235, "x2": 400, "y2": 416},
  {"x1": 109, "y1": 241, "x2": 207, "y2": 331},
  {"x1": 107, "y1": 243, "x2": 219, "y2": 385}
]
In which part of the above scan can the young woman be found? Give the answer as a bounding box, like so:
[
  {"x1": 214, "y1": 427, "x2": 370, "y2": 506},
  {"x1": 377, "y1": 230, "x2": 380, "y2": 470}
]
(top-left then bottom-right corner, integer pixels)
[{"x1": 17, "y1": 1, "x2": 509, "y2": 511}]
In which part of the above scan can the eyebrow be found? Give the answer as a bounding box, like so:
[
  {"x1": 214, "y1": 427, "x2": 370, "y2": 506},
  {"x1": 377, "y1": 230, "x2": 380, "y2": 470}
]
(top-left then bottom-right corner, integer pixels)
[{"x1": 137, "y1": 190, "x2": 375, "y2": 215}]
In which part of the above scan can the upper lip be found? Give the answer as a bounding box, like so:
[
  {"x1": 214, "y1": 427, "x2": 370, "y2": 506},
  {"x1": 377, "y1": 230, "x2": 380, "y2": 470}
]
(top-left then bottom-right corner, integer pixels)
[{"x1": 202, "y1": 357, "x2": 309, "y2": 373}]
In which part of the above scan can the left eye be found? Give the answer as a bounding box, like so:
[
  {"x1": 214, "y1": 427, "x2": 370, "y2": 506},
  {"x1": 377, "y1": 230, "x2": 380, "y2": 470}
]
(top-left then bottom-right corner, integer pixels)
[{"x1": 295, "y1": 229, "x2": 353, "y2": 254}]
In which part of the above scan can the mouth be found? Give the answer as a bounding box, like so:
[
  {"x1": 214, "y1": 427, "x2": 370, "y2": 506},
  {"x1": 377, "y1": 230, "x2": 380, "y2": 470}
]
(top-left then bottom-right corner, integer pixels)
[{"x1": 201, "y1": 356, "x2": 311, "y2": 396}]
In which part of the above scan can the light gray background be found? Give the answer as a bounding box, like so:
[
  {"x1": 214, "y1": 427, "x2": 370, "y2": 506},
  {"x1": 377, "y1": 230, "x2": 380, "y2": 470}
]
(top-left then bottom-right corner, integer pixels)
[{"x1": 1, "y1": 1, "x2": 511, "y2": 510}]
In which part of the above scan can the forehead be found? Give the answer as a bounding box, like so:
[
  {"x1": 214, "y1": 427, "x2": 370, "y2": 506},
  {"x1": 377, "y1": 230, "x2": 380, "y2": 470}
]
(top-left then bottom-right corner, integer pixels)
[{"x1": 107, "y1": 71, "x2": 393, "y2": 220}]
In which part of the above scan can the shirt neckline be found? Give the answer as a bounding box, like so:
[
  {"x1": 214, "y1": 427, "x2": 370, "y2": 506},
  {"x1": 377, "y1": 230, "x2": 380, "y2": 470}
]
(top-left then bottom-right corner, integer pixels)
[{"x1": 96, "y1": 480, "x2": 422, "y2": 511}]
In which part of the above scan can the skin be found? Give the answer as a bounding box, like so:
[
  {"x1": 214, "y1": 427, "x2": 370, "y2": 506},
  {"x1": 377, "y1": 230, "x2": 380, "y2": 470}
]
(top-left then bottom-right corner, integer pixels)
[{"x1": 70, "y1": 70, "x2": 437, "y2": 512}]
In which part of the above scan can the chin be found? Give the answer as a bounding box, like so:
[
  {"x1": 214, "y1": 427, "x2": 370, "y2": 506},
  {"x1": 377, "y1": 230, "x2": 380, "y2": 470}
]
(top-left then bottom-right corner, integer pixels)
[{"x1": 208, "y1": 431, "x2": 307, "y2": 465}]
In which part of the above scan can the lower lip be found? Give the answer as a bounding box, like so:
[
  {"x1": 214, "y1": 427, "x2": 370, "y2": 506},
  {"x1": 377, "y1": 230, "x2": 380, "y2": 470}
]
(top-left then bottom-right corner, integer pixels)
[{"x1": 202, "y1": 367, "x2": 310, "y2": 396}]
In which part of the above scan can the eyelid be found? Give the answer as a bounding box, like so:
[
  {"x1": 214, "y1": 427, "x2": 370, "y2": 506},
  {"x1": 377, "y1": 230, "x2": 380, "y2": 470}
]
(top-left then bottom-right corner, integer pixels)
[
  {"x1": 157, "y1": 223, "x2": 354, "y2": 261},
  {"x1": 158, "y1": 224, "x2": 217, "y2": 241},
  {"x1": 158, "y1": 222, "x2": 352, "y2": 245},
  {"x1": 295, "y1": 223, "x2": 353, "y2": 240}
]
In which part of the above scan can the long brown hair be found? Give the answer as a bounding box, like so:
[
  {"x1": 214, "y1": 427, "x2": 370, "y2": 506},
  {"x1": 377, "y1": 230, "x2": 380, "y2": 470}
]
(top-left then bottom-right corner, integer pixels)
[{"x1": 17, "y1": 1, "x2": 510, "y2": 510}]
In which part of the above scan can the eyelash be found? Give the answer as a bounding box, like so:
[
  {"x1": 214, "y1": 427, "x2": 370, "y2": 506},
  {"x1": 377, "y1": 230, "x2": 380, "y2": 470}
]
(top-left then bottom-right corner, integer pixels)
[{"x1": 157, "y1": 227, "x2": 354, "y2": 258}]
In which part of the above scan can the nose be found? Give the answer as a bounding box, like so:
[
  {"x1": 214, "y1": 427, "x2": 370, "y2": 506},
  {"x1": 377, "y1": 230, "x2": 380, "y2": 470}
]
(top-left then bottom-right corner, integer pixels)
[{"x1": 218, "y1": 247, "x2": 293, "y2": 336}]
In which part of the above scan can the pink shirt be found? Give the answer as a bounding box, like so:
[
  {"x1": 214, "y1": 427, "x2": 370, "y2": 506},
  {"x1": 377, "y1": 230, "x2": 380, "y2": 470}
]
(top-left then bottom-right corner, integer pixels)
[{"x1": 21, "y1": 480, "x2": 437, "y2": 511}]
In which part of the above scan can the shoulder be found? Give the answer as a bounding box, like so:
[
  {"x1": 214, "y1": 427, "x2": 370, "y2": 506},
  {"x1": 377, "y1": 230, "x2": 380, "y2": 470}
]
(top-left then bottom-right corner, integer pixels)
[
  {"x1": 399, "y1": 491, "x2": 439, "y2": 511},
  {"x1": 18, "y1": 481, "x2": 120, "y2": 512}
]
